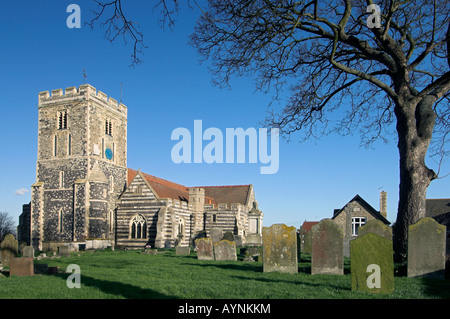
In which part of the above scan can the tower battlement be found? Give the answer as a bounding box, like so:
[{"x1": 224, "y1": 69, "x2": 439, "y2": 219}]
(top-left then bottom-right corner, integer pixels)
[{"x1": 38, "y1": 84, "x2": 127, "y2": 115}]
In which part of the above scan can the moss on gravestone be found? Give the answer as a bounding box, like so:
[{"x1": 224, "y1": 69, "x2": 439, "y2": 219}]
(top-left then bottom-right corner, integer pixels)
[{"x1": 350, "y1": 233, "x2": 394, "y2": 294}]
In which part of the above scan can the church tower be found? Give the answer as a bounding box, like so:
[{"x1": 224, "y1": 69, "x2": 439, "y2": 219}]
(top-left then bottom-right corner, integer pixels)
[{"x1": 31, "y1": 84, "x2": 127, "y2": 251}]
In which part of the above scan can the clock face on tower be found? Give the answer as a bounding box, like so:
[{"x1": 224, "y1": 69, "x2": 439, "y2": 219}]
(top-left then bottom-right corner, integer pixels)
[{"x1": 105, "y1": 148, "x2": 113, "y2": 160}]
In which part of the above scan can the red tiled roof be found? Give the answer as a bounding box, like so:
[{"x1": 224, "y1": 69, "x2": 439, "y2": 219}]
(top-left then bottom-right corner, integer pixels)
[
  {"x1": 300, "y1": 221, "x2": 319, "y2": 233},
  {"x1": 127, "y1": 168, "x2": 250, "y2": 206}
]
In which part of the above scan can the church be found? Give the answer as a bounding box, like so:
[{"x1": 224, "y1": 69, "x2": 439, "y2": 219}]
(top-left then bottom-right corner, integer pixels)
[{"x1": 18, "y1": 84, "x2": 263, "y2": 251}]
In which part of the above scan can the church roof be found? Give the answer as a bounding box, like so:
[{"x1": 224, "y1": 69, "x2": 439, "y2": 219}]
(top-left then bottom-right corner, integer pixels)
[{"x1": 127, "y1": 168, "x2": 251, "y2": 207}]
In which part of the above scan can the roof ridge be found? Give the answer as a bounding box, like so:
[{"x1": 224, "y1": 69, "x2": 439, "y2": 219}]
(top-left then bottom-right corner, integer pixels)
[{"x1": 192, "y1": 184, "x2": 250, "y2": 188}]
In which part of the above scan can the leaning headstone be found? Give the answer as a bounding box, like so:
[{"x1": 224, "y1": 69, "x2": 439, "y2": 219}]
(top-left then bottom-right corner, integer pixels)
[
  {"x1": 1, "y1": 234, "x2": 18, "y2": 267},
  {"x1": 214, "y1": 240, "x2": 237, "y2": 261},
  {"x1": 350, "y1": 233, "x2": 394, "y2": 294},
  {"x1": 358, "y1": 219, "x2": 392, "y2": 241},
  {"x1": 407, "y1": 217, "x2": 446, "y2": 279},
  {"x1": 311, "y1": 219, "x2": 344, "y2": 275},
  {"x1": 262, "y1": 224, "x2": 298, "y2": 274},
  {"x1": 195, "y1": 237, "x2": 214, "y2": 260},
  {"x1": 210, "y1": 228, "x2": 223, "y2": 246},
  {"x1": 10, "y1": 257, "x2": 34, "y2": 276},
  {"x1": 23, "y1": 246, "x2": 35, "y2": 258},
  {"x1": 176, "y1": 246, "x2": 190, "y2": 256}
]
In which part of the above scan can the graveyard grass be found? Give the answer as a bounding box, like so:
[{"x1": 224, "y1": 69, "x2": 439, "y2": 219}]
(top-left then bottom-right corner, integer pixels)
[{"x1": 1, "y1": 249, "x2": 449, "y2": 299}]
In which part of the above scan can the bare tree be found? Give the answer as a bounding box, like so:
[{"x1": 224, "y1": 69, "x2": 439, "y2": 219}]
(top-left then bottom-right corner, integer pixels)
[
  {"x1": 90, "y1": 0, "x2": 450, "y2": 260},
  {"x1": 0, "y1": 211, "x2": 16, "y2": 242}
]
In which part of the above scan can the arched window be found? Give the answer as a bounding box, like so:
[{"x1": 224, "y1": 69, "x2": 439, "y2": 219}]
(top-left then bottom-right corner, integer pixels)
[{"x1": 130, "y1": 215, "x2": 147, "y2": 239}]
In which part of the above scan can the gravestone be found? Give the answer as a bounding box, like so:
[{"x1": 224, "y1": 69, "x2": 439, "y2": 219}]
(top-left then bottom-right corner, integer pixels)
[
  {"x1": 10, "y1": 257, "x2": 34, "y2": 276},
  {"x1": 407, "y1": 217, "x2": 446, "y2": 279},
  {"x1": 23, "y1": 246, "x2": 35, "y2": 258},
  {"x1": 358, "y1": 219, "x2": 392, "y2": 241},
  {"x1": 262, "y1": 224, "x2": 298, "y2": 274},
  {"x1": 214, "y1": 240, "x2": 237, "y2": 261},
  {"x1": 210, "y1": 228, "x2": 223, "y2": 245},
  {"x1": 222, "y1": 231, "x2": 235, "y2": 242},
  {"x1": 350, "y1": 233, "x2": 394, "y2": 294},
  {"x1": 58, "y1": 246, "x2": 70, "y2": 257},
  {"x1": 176, "y1": 246, "x2": 190, "y2": 256},
  {"x1": 303, "y1": 231, "x2": 312, "y2": 254},
  {"x1": 195, "y1": 237, "x2": 214, "y2": 260},
  {"x1": 311, "y1": 218, "x2": 344, "y2": 275},
  {"x1": 1, "y1": 234, "x2": 18, "y2": 267}
]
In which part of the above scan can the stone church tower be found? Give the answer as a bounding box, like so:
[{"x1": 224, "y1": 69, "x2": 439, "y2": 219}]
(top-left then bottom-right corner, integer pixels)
[{"x1": 30, "y1": 84, "x2": 127, "y2": 251}]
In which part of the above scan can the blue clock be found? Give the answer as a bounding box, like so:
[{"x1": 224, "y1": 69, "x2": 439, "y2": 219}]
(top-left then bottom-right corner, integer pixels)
[{"x1": 105, "y1": 148, "x2": 113, "y2": 160}]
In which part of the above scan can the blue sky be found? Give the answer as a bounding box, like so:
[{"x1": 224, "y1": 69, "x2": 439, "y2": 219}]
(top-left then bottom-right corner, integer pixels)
[{"x1": 1, "y1": 1, "x2": 449, "y2": 229}]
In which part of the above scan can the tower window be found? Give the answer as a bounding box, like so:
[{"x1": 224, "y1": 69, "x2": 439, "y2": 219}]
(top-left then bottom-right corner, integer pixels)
[
  {"x1": 105, "y1": 119, "x2": 113, "y2": 136},
  {"x1": 58, "y1": 111, "x2": 68, "y2": 130}
]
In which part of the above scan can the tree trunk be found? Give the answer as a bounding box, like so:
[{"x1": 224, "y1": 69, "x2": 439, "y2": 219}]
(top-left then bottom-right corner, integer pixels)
[{"x1": 393, "y1": 95, "x2": 437, "y2": 261}]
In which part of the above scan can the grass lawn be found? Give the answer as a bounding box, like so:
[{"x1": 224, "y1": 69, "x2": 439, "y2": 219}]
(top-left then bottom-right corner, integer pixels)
[{"x1": 0, "y1": 249, "x2": 449, "y2": 299}]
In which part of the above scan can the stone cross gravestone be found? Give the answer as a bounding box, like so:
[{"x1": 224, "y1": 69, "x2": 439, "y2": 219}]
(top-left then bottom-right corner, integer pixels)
[
  {"x1": 262, "y1": 224, "x2": 298, "y2": 274},
  {"x1": 195, "y1": 237, "x2": 214, "y2": 260},
  {"x1": 311, "y1": 219, "x2": 344, "y2": 275},
  {"x1": 1, "y1": 234, "x2": 18, "y2": 267},
  {"x1": 214, "y1": 240, "x2": 237, "y2": 261},
  {"x1": 407, "y1": 217, "x2": 446, "y2": 279},
  {"x1": 358, "y1": 219, "x2": 392, "y2": 241},
  {"x1": 350, "y1": 233, "x2": 394, "y2": 294},
  {"x1": 9, "y1": 257, "x2": 34, "y2": 277},
  {"x1": 23, "y1": 246, "x2": 35, "y2": 258}
]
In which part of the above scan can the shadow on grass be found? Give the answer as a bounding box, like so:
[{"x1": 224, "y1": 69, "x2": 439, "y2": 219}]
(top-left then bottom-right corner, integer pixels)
[
  {"x1": 51, "y1": 273, "x2": 179, "y2": 299},
  {"x1": 180, "y1": 261, "x2": 263, "y2": 273},
  {"x1": 421, "y1": 277, "x2": 450, "y2": 299}
]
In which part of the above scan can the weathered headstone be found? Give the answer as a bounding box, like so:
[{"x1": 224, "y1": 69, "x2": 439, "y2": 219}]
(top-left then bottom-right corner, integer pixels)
[
  {"x1": 58, "y1": 246, "x2": 70, "y2": 257},
  {"x1": 303, "y1": 231, "x2": 312, "y2": 254},
  {"x1": 222, "y1": 231, "x2": 235, "y2": 242},
  {"x1": 214, "y1": 240, "x2": 237, "y2": 261},
  {"x1": 350, "y1": 233, "x2": 394, "y2": 294},
  {"x1": 176, "y1": 246, "x2": 190, "y2": 256},
  {"x1": 262, "y1": 224, "x2": 298, "y2": 274},
  {"x1": 210, "y1": 228, "x2": 223, "y2": 246},
  {"x1": 407, "y1": 217, "x2": 446, "y2": 279},
  {"x1": 9, "y1": 257, "x2": 34, "y2": 276},
  {"x1": 311, "y1": 218, "x2": 344, "y2": 275},
  {"x1": 23, "y1": 246, "x2": 35, "y2": 258},
  {"x1": 358, "y1": 219, "x2": 392, "y2": 241},
  {"x1": 195, "y1": 237, "x2": 214, "y2": 260},
  {"x1": 1, "y1": 234, "x2": 18, "y2": 267}
]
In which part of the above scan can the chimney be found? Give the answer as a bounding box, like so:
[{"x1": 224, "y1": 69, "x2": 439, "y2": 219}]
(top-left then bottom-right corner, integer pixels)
[{"x1": 379, "y1": 191, "x2": 387, "y2": 218}]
